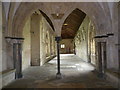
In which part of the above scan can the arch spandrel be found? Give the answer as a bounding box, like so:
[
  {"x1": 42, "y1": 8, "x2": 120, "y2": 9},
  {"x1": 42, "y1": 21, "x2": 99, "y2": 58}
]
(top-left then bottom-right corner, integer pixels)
[
  {"x1": 60, "y1": 2, "x2": 114, "y2": 37},
  {"x1": 12, "y1": 2, "x2": 55, "y2": 38},
  {"x1": 11, "y1": 2, "x2": 113, "y2": 38}
]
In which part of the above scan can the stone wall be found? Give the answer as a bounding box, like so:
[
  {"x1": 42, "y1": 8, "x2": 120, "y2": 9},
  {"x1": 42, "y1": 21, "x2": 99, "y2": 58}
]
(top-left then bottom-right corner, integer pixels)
[
  {"x1": 22, "y1": 13, "x2": 56, "y2": 67},
  {"x1": 40, "y1": 16, "x2": 56, "y2": 65},
  {"x1": 2, "y1": 7, "x2": 14, "y2": 72},
  {"x1": 22, "y1": 17, "x2": 31, "y2": 70},
  {"x1": 2, "y1": 69, "x2": 15, "y2": 88},
  {"x1": 87, "y1": 20, "x2": 96, "y2": 65},
  {"x1": 74, "y1": 16, "x2": 96, "y2": 64},
  {"x1": 0, "y1": 2, "x2": 15, "y2": 89},
  {"x1": 74, "y1": 16, "x2": 89, "y2": 62}
]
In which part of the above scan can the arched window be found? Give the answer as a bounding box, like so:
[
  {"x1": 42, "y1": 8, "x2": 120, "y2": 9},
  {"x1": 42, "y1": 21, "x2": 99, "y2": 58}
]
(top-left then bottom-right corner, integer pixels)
[{"x1": 61, "y1": 44, "x2": 65, "y2": 49}]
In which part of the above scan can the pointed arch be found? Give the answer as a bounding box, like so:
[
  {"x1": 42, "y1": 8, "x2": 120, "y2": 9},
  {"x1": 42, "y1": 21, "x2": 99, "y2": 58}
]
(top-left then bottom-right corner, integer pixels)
[
  {"x1": 12, "y1": 2, "x2": 55, "y2": 38},
  {"x1": 39, "y1": 10, "x2": 55, "y2": 31},
  {"x1": 60, "y1": 2, "x2": 111, "y2": 38}
]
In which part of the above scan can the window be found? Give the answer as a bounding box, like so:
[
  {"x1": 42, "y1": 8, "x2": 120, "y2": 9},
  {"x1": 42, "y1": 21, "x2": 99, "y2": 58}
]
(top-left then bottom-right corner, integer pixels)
[{"x1": 61, "y1": 44, "x2": 65, "y2": 48}]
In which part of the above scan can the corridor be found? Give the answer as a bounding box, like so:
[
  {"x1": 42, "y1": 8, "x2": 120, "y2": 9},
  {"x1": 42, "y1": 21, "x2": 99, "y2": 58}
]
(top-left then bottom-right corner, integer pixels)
[
  {"x1": 3, "y1": 54, "x2": 113, "y2": 88},
  {"x1": 1, "y1": 2, "x2": 120, "y2": 89}
]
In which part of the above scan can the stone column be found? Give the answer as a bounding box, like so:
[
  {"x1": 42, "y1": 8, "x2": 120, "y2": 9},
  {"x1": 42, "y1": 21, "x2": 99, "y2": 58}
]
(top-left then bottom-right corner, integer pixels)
[
  {"x1": 54, "y1": 38, "x2": 57, "y2": 55},
  {"x1": 45, "y1": 31, "x2": 48, "y2": 57},
  {"x1": 53, "y1": 36, "x2": 55, "y2": 55},
  {"x1": 40, "y1": 21, "x2": 46, "y2": 65},
  {"x1": 52, "y1": 36, "x2": 54, "y2": 55},
  {"x1": 47, "y1": 32, "x2": 50, "y2": 56},
  {"x1": 50, "y1": 35, "x2": 52, "y2": 56},
  {"x1": 97, "y1": 42, "x2": 105, "y2": 78},
  {"x1": 43, "y1": 24, "x2": 47, "y2": 64},
  {"x1": 6, "y1": 37, "x2": 24, "y2": 79},
  {"x1": 13, "y1": 38, "x2": 24, "y2": 79},
  {"x1": 0, "y1": 1, "x2": 2, "y2": 89},
  {"x1": 40, "y1": 21, "x2": 43, "y2": 65},
  {"x1": 118, "y1": 2, "x2": 120, "y2": 70},
  {"x1": 30, "y1": 14, "x2": 40, "y2": 66},
  {"x1": 55, "y1": 37, "x2": 62, "y2": 79},
  {"x1": 97, "y1": 42, "x2": 102, "y2": 71}
]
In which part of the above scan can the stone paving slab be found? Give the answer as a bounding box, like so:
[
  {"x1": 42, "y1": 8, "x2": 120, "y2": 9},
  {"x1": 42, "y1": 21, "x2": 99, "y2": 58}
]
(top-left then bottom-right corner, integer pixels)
[{"x1": 3, "y1": 54, "x2": 115, "y2": 89}]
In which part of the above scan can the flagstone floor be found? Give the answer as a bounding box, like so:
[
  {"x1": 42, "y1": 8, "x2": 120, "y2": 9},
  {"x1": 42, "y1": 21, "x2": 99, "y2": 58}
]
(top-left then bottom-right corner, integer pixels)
[{"x1": 3, "y1": 54, "x2": 115, "y2": 89}]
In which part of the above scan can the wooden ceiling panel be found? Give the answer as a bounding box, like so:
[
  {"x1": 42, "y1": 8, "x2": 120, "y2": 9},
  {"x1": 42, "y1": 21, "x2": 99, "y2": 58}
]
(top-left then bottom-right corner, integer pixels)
[{"x1": 61, "y1": 8, "x2": 86, "y2": 39}]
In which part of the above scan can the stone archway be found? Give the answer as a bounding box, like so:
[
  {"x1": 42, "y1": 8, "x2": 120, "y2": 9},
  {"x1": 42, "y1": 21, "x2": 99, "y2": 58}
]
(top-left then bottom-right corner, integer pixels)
[
  {"x1": 1, "y1": 2, "x2": 120, "y2": 89},
  {"x1": 59, "y1": 3, "x2": 113, "y2": 75},
  {"x1": 9, "y1": 2, "x2": 112, "y2": 38},
  {"x1": 6, "y1": 1, "x2": 118, "y2": 78},
  {"x1": 60, "y1": 2, "x2": 111, "y2": 35},
  {"x1": 60, "y1": 8, "x2": 98, "y2": 68},
  {"x1": 5, "y1": 2, "x2": 57, "y2": 79},
  {"x1": 11, "y1": 2, "x2": 55, "y2": 38}
]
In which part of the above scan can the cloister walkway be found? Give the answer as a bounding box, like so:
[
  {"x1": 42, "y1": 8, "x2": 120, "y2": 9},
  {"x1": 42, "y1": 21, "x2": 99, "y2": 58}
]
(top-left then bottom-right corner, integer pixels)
[{"x1": 4, "y1": 54, "x2": 113, "y2": 88}]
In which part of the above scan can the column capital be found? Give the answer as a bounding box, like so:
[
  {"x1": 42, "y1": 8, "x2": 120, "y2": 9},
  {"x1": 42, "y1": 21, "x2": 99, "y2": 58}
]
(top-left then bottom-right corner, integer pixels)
[
  {"x1": 5, "y1": 37, "x2": 24, "y2": 44},
  {"x1": 55, "y1": 36, "x2": 61, "y2": 42}
]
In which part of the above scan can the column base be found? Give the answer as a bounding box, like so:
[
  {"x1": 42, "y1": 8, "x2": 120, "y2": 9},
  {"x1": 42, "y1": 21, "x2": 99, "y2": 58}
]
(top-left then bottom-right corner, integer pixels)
[
  {"x1": 56, "y1": 73, "x2": 63, "y2": 79},
  {"x1": 88, "y1": 61, "x2": 91, "y2": 63},
  {"x1": 15, "y1": 73, "x2": 23, "y2": 79},
  {"x1": 97, "y1": 72, "x2": 106, "y2": 79}
]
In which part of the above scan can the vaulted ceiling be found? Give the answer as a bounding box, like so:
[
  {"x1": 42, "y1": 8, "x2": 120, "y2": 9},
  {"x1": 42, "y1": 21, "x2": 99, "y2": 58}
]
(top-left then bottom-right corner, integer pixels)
[
  {"x1": 36, "y1": 8, "x2": 86, "y2": 38},
  {"x1": 39, "y1": 10, "x2": 55, "y2": 31},
  {"x1": 61, "y1": 8, "x2": 86, "y2": 39}
]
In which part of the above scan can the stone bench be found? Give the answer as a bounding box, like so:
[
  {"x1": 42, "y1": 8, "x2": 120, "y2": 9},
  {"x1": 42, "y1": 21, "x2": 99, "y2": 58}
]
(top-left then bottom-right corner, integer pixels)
[
  {"x1": 0, "y1": 69, "x2": 15, "y2": 88},
  {"x1": 105, "y1": 69, "x2": 120, "y2": 88},
  {"x1": 46, "y1": 55, "x2": 56, "y2": 61}
]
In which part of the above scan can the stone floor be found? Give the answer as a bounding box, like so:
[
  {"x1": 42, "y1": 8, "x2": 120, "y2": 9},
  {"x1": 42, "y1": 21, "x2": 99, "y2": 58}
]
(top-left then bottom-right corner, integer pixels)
[{"x1": 3, "y1": 54, "x2": 116, "y2": 89}]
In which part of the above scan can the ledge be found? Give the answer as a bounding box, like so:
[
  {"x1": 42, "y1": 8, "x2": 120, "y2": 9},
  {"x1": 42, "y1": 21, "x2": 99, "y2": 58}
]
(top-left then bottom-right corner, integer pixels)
[
  {"x1": 105, "y1": 69, "x2": 120, "y2": 78},
  {"x1": 0, "y1": 69, "x2": 16, "y2": 77},
  {"x1": 46, "y1": 55, "x2": 56, "y2": 61},
  {"x1": 0, "y1": 69, "x2": 16, "y2": 88},
  {"x1": 105, "y1": 69, "x2": 120, "y2": 88}
]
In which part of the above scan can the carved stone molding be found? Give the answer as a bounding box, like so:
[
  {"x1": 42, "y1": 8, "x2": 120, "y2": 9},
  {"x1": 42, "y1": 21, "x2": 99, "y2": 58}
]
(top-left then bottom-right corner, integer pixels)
[
  {"x1": 55, "y1": 36, "x2": 61, "y2": 42},
  {"x1": 5, "y1": 37, "x2": 24, "y2": 44}
]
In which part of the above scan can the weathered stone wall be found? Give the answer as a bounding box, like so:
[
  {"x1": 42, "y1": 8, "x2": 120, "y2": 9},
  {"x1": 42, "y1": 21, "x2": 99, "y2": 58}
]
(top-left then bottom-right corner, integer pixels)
[
  {"x1": 60, "y1": 39, "x2": 74, "y2": 54},
  {"x1": 1, "y1": 7, "x2": 14, "y2": 71},
  {"x1": 22, "y1": 17, "x2": 31, "y2": 70},
  {"x1": 1, "y1": 2, "x2": 13, "y2": 72},
  {"x1": 74, "y1": 16, "x2": 96, "y2": 64},
  {"x1": 39, "y1": 17, "x2": 46, "y2": 65},
  {"x1": 87, "y1": 20, "x2": 96, "y2": 65},
  {"x1": 22, "y1": 13, "x2": 56, "y2": 67},
  {"x1": 2, "y1": 69, "x2": 15, "y2": 88},
  {"x1": 0, "y1": 2, "x2": 16, "y2": 89},
  {"x1": 74, "y1": 16, "x2": 89, "y2": 62},
  {"x1": 40, "y1": 16, "x2": 56, "y2": 65},
  {"x1": 107, "y1": 2, "x2": 119, "y2": 70}
]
